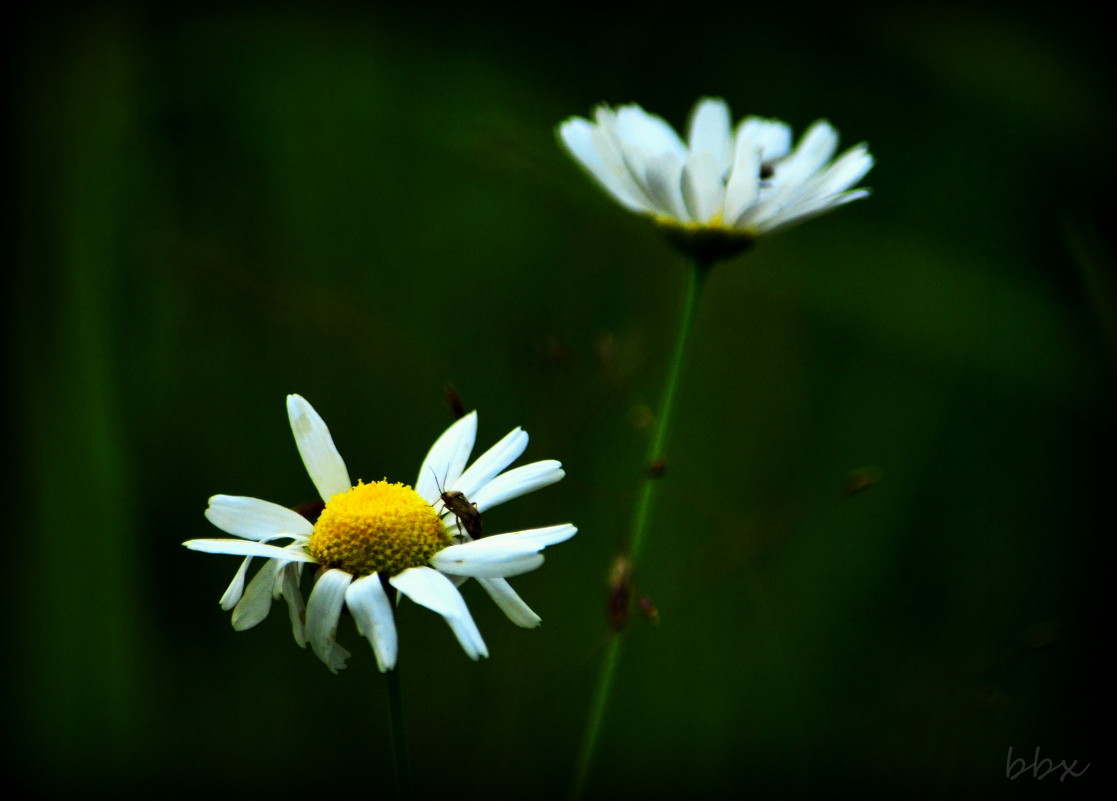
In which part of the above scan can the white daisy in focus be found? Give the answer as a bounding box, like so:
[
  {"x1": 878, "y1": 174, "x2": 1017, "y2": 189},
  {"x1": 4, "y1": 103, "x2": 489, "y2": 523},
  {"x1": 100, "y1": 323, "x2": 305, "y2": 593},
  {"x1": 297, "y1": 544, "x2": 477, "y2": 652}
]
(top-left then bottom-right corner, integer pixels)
[
  {"x1": 558, "y1": 97, "x2": 873, "y2": 261},
  {"x1": 184, "y1": 395, "x2": 574, "y2": 673}
]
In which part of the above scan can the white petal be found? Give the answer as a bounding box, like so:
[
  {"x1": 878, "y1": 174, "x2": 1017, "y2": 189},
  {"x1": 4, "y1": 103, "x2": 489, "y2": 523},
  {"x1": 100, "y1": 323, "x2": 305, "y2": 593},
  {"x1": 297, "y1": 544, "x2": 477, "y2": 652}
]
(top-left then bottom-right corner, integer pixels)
[
  {"x1": 390, "y1": 563, "x2": 487, "y2": 656},
  {"x1": 592, "y1": 107, "x2": 659, "y2": 211},
  {"x1": 416, "y1": 411, "x2": 477, "y2": 503},
  {"x1": 431, "y1": 544, "x2": 546, "y2": 579},
  {"x1": 640, "y1": 152, "x2": 689, "y2": 221},
  {"x1": 757, "y1": 188, "x2": 872, "y2": 234},
  {"x1": 346, "y1": 574, "x2": 398, "y2": 672},
  {"x1": 428, "y1": 534, "x2": 551, "y2": 576},
  {"x1": 390, "y1": 566, "x2": 466, "y2": 618},
  {"x1": 231, "y1": 559, "x2": 284, "y2": 630},
  {"x1": 681, "y1": 149, "x2": 725, "y2": 224},
  {"x1": 443, "y1": 607, "x2": 488, "y2": 661},
  {"x1": 687, "y1": 97, "x2": 732, "y2": 175},
  {"x1": 287, "y1": 394, "x2": 352, "y2": 502},
  {"x1": 788, "y1": 120, "x2": 840, "y2": 178},
  {"x1": 219, "y1": 556, "x2": 253, "y2": 610},
  {"x1": 559, "y1": 117, "x2": 647, "y2": 212},
  {"x1": 306, "y1": 569, "x2": 353, "y2": 673},
  {"x1": 477, "y1": 577, "x2": 541, "y2": 628},
  {"x1": 738, "y1": 116, "x2": 792, "y2": 162},
  {"x1": 746, "y1": 122, "x2": 843, "y2": 231},
  {"x1": 615, "y1": 104, "x2": 686, "y2": 161},
  {"x1": 390, "y1": 567, "x2": 488, "y2": 659},
  {"x1": 804, "y1": 144, "x2": 874, "y2": 198},
  {"x1": 277, "y1": 562, "x2": 308, "y2": 647},
  {"x1": 751, "y1": 143, "x2": 872, "y2": 235},
  {"x1": 765, "y1": 121, "x2": 839, "y2": 204},
  {"x1": 184, "y1": 539, "x2": 318, "y2": 563},
  {"x1": 558, "y1": 117, "x2": 600, "y2": 170},
  {"x1": 470, "y1": 460, "x2": 565, "y2": 513},
  {"x1": 430, "y1": 524, "x2": 575, "y2": 577},
  {"x1": 205, "y1": 495, "x2": 314, "y2": 540},
  {"x1": 483, "y1": 523, "x2": 579, "y2": 550},
  {"x1": 453, "y1": 427, "x2": 528, "y2": 498},
  {"x1": 603, "y1": 106, "x2": 686, "y2": 216},
  {"x1": 723, "y1": 137, "x2": 762, "y2": 224}
]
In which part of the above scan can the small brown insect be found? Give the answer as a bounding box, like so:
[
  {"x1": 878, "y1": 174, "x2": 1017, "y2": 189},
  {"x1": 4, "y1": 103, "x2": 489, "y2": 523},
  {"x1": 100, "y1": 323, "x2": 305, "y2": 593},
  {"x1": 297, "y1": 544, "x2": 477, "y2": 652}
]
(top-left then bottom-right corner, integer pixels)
[{"x1": 430, "y1": 468, "x2": 483, "y2": 542}]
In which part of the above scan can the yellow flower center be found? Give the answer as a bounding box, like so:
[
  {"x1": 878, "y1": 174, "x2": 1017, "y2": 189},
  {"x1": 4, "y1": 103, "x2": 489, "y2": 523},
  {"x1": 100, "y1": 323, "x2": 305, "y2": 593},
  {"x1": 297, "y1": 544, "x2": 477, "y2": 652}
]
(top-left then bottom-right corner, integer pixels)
[{"x1": 307, "y1": 480, "x2": 451, "y2": 577}]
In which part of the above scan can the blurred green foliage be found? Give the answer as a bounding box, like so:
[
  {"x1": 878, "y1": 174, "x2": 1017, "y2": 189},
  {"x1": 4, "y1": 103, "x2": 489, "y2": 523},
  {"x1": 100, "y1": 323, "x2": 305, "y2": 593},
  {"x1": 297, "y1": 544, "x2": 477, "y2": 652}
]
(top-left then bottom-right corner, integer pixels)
[{"x1": 11, "y1": 2, "x2": 1113, "y2": 797}]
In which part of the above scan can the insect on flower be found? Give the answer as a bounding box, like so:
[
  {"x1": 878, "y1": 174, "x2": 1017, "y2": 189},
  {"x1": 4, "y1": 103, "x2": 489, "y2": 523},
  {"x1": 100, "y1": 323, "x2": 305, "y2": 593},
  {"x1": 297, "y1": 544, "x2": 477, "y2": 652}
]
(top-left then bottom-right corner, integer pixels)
[{"x1": 430, "y1": 467, "x2": 484, "y2": 542}]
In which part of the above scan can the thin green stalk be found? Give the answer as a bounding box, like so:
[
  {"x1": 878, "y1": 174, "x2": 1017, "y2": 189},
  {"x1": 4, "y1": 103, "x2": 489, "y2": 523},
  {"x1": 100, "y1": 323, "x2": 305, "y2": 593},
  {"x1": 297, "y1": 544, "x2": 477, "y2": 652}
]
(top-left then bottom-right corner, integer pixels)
[
  {"x1": 629, "y1": 258, "x2": 710, "y2": 563},
  {"x1": 385, "y1": 667, "x2": 412, "y2": 800},
  {"x1": 569, "y1": 258, "x2": 711, "y2": 800}
]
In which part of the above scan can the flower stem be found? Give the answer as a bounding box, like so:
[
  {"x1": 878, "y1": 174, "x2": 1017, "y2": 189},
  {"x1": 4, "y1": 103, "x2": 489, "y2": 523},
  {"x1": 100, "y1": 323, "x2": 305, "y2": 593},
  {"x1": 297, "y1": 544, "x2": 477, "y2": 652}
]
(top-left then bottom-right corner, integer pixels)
[
  {"x1": 569, "y1": 258, "x2": 711, "y2": 800},
  {"x1": 385, "y1": 667, "x2": 412, "y2": 800},
  {"x1": 629, "y1": 257, "x2": 710, "y2": 564}
]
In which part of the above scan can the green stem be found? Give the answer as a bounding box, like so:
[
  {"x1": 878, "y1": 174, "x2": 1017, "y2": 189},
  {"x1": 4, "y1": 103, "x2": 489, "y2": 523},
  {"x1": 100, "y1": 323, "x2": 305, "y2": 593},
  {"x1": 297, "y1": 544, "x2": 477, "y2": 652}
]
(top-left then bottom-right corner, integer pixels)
[
  {"x1": 385, "y1": 667, "x2": 412, "y2": 800},
  {"x1": 629, "y1": 258, "x2": 710, "y2": 563},
  {"x1": 569, "y1": 258, "x2": 711, "y2": 800},
  {"x1": 569, "y1": 634, "x2": 622, "y2": 801}
]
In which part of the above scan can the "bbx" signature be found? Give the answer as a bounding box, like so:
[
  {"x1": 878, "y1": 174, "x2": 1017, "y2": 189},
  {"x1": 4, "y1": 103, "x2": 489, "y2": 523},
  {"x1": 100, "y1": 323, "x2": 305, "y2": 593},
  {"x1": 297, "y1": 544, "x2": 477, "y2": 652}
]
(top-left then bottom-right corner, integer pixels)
[{"x1": 1005, "y1": 746, "x2": 1089, "y2": 782}]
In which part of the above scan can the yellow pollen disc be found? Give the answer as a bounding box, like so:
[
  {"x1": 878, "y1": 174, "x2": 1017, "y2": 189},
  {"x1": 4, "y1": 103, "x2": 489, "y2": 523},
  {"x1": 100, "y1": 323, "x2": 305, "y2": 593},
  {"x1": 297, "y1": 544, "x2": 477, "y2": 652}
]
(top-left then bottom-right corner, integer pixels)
[{"x1": 307, "y1": 480, "x2": 451, "y2": 577}]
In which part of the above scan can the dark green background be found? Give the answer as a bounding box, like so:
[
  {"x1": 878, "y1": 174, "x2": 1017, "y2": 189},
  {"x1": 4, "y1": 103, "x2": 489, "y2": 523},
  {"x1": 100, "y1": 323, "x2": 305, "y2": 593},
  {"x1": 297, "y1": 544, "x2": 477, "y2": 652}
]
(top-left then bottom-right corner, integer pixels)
[{"x1": 11, "y1": 3, "x2": 1113, "y2": 798}]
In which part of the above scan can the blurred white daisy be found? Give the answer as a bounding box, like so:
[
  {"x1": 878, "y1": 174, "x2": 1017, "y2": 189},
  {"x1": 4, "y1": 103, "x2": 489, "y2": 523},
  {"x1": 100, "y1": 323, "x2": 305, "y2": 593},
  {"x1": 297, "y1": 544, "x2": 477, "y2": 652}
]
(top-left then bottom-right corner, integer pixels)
[
  {"x1": 558, "y1": 97, "x2": 873, "y2": 259},
  {"x1": 184, "y1": 395, "x2": 574, "y2": 673}
]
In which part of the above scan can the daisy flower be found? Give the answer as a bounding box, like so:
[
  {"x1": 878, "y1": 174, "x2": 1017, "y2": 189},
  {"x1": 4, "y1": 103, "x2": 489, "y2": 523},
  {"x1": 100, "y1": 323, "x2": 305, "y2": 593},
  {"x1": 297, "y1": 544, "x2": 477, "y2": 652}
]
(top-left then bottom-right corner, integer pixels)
[
  {"x1": 184, "y1": 395, "x2": 574, "y2": 673},
  {"x1": 558, "y1": 96, "x2": 873, "y2": 260}
]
